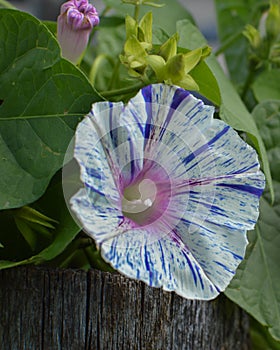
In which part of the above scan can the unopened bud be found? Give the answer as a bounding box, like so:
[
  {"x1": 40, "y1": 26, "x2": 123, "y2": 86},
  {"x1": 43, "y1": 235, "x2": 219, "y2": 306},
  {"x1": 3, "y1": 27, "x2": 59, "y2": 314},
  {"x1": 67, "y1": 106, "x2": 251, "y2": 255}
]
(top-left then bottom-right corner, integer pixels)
[
  {"x1": 57, "y1": 0, "x2": 99, "y2": 64},
  {"x1": 266, "y1": 1, "x2": 280, "y2": 40}
]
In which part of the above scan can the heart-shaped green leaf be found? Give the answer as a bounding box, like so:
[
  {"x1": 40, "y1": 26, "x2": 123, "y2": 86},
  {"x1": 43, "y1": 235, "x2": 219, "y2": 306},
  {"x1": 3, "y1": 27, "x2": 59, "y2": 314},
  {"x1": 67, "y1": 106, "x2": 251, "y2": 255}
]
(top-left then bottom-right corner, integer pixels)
[
  {"x1": 225, "y1": 100, "x2": 280, "y2": 342},
  {"x1": 0, "y1": 9, "x2": 101, "y2": 209}
]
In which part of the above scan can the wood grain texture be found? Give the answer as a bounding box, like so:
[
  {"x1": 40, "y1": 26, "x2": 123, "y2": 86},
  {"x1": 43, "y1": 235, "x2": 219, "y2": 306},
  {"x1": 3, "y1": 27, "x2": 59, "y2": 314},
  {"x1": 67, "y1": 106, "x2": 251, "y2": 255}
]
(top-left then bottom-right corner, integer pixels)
[{"x1": 0, "y1": 266, "x2": 250, "y2": 350}]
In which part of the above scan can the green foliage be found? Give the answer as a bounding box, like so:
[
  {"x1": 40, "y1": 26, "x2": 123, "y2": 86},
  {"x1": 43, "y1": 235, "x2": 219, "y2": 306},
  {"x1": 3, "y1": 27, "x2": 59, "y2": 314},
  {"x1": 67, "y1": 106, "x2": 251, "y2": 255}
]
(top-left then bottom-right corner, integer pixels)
[
  {"x1": 176, "y1": 19, "x2": 273, "y2": 199},
  {"x1": 0, "y1": 1, "x2": 279, "y2": 345},
  {"x1": 0, "y1": 9, "x2": 101, "y2": 210},
  {"x1": 252, "y1": 70, "x2": 280, "y2": 102},
  {"x1": 214, "y1": 0, "x2": 266, "y2": 88},
  {"x1": 0, "y1": 174, "x2": 81, "y2": 269},
  {"x1": 102, "y1": 0, "x2": 194, "y2": 35},
  {"x1": 251, "y1": 317, "x2": 280, "y2": 349},
  {"x1": 225, "y1": 100, "x2": 280, "y2": 341}
]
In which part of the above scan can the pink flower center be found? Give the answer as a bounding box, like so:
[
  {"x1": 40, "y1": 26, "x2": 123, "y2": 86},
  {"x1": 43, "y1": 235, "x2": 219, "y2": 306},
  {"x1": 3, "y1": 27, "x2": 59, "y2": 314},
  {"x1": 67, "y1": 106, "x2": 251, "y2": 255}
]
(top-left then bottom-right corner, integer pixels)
[{"x1": 121, "y1": 160, "x2": 171, "y2": 227}]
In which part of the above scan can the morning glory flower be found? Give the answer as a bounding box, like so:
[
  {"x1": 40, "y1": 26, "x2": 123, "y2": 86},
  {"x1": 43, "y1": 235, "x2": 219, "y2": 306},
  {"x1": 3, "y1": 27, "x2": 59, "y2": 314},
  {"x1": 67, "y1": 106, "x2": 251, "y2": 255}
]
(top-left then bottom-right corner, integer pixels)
[
  {"x1": 70, "y1": 84, "x2": 265, "y2": 300},
  {"x1": 57, "y1": 0, "x2": 99, "y2": 64}
]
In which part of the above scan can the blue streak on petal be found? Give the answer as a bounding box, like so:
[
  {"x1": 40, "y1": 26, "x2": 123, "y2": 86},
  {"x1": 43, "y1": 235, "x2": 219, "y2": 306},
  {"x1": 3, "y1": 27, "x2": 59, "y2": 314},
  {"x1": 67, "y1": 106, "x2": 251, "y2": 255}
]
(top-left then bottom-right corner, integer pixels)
[
  {"x1": 182, "y1": 249, "x2": 198, "y2": 287},
  {"x1": 195, "y1": 265, "x2": 204, "y2": 290},
  {"x1": 158, "y1": 240, "x2": 166, "y2": 275},
  {"x1": 141, "y1": 85, "x2": 153, "y2": 142},
  {"x1": 183, "y1": 125, "x2": 230, "y2": 165},
  {"x1": 214, "y1": 261, "x2": 235, "y2": 274},
  {"x1": 217, "y1": 183, "x2": 264, "y2": 197},
  {"x1": 159, "y1": 88, "x2": 190, "y2": 140},
  {"x1": 85, "y1": 167, "x2": 101, "y2": 180}
]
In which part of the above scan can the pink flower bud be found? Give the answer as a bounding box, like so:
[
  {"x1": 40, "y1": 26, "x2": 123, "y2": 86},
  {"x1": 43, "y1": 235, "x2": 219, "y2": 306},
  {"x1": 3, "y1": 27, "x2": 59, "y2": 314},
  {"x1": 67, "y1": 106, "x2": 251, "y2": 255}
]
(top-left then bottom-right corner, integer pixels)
[{"x1": 57, "y1": 0, "x2": 99, "y2": 64}]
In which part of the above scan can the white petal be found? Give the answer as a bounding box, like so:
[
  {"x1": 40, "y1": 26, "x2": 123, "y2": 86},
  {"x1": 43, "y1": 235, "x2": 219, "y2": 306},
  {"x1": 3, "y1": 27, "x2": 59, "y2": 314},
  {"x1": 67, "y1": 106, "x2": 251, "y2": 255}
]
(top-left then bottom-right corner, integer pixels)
[{"x1": 100, "y1": 227, "x2": 220, "y2": 300}]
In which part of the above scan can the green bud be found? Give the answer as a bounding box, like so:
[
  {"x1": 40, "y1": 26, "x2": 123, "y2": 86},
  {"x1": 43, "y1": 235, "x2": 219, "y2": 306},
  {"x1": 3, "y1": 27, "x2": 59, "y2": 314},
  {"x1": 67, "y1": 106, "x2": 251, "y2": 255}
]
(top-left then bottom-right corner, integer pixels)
[
  {"x1": 164, "y1": 48, "x2": 203, "y2": 90},
  {"x1": 200, "y1": 45, "x2": 212, "y2": 59},
  {"x1": 159, "y1": 33, "x2": 179, "y2": 61},
  {"x1": 243, "y1": 24, "x2": 262, "y2": 48},
  {"x1": 270, "y1": 41, "x2": 280, "y2": 64},
  {"x1": 121, "y1": 36, "x2": 148, "y2": 76},
  {"x1": 266, "y1": 1, "x2": 280, "y2": 39}
]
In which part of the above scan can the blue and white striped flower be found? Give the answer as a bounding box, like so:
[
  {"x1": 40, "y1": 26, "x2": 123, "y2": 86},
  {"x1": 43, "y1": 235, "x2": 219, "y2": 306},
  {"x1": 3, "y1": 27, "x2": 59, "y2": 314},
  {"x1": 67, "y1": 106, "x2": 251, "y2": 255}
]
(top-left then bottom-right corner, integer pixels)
[{"x1": 70, "y1": 84, "x2": 265, "y2": 300}]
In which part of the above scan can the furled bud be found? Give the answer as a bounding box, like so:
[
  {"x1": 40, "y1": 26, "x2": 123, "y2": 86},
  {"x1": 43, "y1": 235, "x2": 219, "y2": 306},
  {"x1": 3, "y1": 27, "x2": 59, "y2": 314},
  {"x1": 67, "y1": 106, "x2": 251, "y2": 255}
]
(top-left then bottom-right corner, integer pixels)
[
  {"x1": 57, "y1": 0, "x2": 99, "y2": 64},
  {"x1": 243, "y1": 24, "x2": 262, "y2": 49},
  {"x1": 266, "y1": 1, "x2": 280, "y2": 40}
]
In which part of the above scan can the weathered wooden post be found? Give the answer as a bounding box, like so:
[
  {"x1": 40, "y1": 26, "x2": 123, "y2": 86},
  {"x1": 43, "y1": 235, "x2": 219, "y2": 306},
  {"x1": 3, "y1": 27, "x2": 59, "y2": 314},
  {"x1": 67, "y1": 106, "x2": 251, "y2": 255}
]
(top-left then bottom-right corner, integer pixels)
[{"x1": 0, "y1": 266, "x2": 249, "y2": 349}]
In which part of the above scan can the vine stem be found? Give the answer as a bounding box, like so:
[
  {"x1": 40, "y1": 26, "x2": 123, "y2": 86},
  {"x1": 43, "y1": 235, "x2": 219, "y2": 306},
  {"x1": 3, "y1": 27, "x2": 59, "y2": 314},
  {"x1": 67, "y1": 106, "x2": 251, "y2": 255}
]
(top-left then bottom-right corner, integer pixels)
[{"x1": 134, "y1": 4, "x2": 140, "y2": 21}]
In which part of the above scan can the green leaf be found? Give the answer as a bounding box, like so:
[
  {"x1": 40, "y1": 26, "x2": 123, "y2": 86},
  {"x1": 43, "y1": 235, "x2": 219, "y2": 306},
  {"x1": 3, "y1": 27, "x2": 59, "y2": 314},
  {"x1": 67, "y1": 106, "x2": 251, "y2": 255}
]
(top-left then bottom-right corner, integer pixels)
[
  {"x1": 226, "y1": 100, "x2": 280, "y2": 341},
  {"x1": 15, "y1": 206, "x2": 58, "y2": 228},
  {"x1": 0, "y1": 242, "x2": 3, "y2": 248},
  {"x1": 31, "y1": 181, "x2": 80, "y2": 263},
  {"x1": 99, "y1": 16, "x2": 124, "y2": 28},
  {"x1": 0, "y1": 0, "x2": 15, "y2": 9},
  {"x1": 176, "y1": 19, "x2": 273, "y2": 201},
  {"x1": 214, "y1": 0, "x2": 264, "y2": 87},
  {"x1": 102, "y1": 0, "x2": 194, "y2": 35},
  {"x1": 252, "y1": 70, "x2": 280, "y2": 102},
  {"x1": 176, "y1": 46, "x2": 221, "y2": 106},
  {"x1": 42, "y1": 20, "x2": 57, "y2": 36},
  {"x1": 0, "y1": 9, "x2": 101, "y2": 210},
  {"x1": 0, "y1": 173, "x2": 81, "y2": 269},
  {"x1": 190, "y1": 61, "x2": 221, "y2": 106},
  {"x1": 252, "y1": 100, "x2": 280, "y2": 182},
  {"x1": 225, "y1": 191, "x2": 280, "y2": 341},
  {"x1": 14, "y1": 216, "x2": 38, "y2": 251},
  {"x1": 251, "y1": 318, "x2": 280, "y2": 349}
]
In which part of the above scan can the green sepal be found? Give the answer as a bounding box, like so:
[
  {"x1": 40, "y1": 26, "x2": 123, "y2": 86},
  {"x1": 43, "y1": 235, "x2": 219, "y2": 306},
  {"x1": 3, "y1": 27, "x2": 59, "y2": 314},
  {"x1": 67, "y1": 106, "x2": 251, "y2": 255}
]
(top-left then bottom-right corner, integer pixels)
[
  {"x1": 175, "y1": 74, "x2": 199, "y2": 91},
  {"x1": 165, "y1": 53, "x2": 185, "y2": 81},
  {"x1": 124, "y1": 36, "x2": 147, "y2": 61},
  {"x1": 139, "y1": 12, "x2": 153, "y2": 45},
  {"x1": 125, "y1": 15, "x2": 138, "y2": 38},
  {"x1": 145, "y1": 54, "x2": 166, "y2": 80},
  {"x1": 165, "y1": 48, "x2": 202, "y2": 82},
  {"x1": 159, "y1": 33, "x2": 179, "y2": 61},
  {"x1": 243, "y1": 24, "x2": 262, "y2": 49},
  {"x1": 182, "y1": 47, "x2": 204, "y2": 73},
  {"x1": 200, "y1": 45, "x2": 212, "y2": 59}
]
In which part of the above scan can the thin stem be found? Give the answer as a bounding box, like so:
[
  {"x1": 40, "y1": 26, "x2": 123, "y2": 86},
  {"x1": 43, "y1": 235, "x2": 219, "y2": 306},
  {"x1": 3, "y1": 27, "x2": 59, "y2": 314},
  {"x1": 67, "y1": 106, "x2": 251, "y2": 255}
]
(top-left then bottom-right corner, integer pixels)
[
  {"x1": 214, "y1": 31, "x2": 243, "y2": 56},
  {"x1": 134, "y1": 4, "x2": 140, "y2": 21},
  {"x1": 100, "y1": 81, "x2": 145, "y2": 98},
  {"x1": 100, "y1": 5, "x2": 112, "y2": 17},
  {"x1": 0, "y1": 0, "x2": 16, "y2": 8},
  {"x1": 108, "y1": 60, "x2": 121, "y2": 90},
  {"x1": 241, "y1": 68, "x2": 255, "y2": 100}
]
